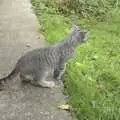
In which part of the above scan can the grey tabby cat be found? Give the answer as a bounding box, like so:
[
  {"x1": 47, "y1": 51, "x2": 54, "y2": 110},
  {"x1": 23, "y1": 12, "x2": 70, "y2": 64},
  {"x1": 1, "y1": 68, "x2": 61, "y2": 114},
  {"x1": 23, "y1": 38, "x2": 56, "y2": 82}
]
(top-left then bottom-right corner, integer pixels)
[{"x1": 0, "y1": 25, "x2": 88, "y2": 89}]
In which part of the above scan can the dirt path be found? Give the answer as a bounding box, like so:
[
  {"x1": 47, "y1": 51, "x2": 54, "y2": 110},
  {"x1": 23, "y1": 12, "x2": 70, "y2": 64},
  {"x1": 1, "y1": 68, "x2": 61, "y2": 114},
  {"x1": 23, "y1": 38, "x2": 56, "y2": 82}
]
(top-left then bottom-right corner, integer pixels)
[{"x1": 0, "y1": 0, "x2": 73, "y2": 120}]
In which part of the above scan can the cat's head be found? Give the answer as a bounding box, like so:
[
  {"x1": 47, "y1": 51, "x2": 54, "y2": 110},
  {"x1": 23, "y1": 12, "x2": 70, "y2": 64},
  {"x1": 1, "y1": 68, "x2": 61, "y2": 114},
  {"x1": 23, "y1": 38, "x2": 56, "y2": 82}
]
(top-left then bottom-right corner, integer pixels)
[{"x1": 71, "y1": 25, "x2": 88, "y2": 43}]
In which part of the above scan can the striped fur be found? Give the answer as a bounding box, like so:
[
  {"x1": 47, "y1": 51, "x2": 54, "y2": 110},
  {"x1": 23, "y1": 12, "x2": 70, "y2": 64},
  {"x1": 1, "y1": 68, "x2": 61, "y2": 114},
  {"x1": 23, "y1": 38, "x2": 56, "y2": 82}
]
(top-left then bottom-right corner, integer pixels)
[{"x1": 0, "y1": 25, "x2": 87, "y2": 88}]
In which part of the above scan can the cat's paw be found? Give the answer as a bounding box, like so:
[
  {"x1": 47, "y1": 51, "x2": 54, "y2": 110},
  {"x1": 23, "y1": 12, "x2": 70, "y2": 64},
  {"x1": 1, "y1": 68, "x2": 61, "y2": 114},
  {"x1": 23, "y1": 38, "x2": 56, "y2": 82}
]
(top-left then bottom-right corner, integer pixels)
[
  {"x1": 48, "y1": 81, "x2": 55, "y2": 88},
  {"x1": 55, "y1": 76, "x2": 62, "y2": 81},
  {"x1": 39, "y1": 81, "x2": 55, "y2": 88}
]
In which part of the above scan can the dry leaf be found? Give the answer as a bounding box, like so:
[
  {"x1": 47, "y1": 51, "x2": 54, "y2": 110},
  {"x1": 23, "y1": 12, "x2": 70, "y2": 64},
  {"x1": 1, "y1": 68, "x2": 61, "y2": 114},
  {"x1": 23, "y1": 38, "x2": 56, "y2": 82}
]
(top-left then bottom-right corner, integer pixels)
[{"x1": 58, "y1": 104, "x2": 70, "y2": 110}]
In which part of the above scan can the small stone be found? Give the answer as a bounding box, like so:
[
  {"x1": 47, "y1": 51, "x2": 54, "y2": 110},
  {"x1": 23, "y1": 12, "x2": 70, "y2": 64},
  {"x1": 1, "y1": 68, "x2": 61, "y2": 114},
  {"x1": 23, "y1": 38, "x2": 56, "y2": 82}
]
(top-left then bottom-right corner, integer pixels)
[{"x1": 26, "y1": 43, "x2": 31, "y2": 47}]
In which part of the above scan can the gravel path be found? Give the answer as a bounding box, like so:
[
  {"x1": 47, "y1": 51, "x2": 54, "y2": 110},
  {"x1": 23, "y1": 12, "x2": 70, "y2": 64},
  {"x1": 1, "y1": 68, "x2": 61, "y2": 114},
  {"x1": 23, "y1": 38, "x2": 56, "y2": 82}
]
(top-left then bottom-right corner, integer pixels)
[{"x1": 0, "y1": 0, "x2": 73, "y2": 120}]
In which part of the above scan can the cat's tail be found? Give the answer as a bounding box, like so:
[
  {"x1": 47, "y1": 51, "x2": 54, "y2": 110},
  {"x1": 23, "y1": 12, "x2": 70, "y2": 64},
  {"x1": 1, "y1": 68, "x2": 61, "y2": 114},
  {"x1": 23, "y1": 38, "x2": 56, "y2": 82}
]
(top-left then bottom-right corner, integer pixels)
[{"x1": 0, "y1": 66, "x2": 19, "y2": 89}]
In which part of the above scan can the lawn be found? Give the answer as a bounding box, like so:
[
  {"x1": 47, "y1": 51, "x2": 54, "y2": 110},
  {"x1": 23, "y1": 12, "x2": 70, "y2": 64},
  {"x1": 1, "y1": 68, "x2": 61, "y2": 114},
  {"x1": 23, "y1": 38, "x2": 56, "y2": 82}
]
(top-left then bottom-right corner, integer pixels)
[{"x1": 31, "y1": 0, "x2": 120, "y2": 119}]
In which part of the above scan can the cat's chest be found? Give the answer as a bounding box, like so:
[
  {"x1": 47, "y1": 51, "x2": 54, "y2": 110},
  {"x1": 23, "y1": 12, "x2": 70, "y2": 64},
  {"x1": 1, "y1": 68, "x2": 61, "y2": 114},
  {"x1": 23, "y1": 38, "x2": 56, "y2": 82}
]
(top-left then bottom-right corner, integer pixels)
[{"x1": 61, "y1": 48, "x2": 74, "y2": 59}]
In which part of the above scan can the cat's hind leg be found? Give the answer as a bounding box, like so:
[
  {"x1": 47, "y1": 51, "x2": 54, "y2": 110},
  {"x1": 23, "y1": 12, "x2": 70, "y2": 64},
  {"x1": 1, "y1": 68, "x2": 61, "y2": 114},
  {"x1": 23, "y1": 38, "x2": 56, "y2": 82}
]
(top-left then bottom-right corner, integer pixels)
[
  {"x1": 20, "y1": 74, "x2": 33, "y2": 83},
  {"x1": 32, "y1": 71, "x2": 55, "y2": 88}
]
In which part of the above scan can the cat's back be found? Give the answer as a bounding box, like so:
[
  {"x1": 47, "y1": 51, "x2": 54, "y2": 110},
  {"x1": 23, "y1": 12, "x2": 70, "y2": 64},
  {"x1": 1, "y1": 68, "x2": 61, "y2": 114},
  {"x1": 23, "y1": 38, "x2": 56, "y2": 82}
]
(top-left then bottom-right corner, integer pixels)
[
  {"x1": 17, "y1": 45, "x2": 59, "y2": 67},
  {"x1": 19, "y1": 47, "x2": 50, "y2": 62}
]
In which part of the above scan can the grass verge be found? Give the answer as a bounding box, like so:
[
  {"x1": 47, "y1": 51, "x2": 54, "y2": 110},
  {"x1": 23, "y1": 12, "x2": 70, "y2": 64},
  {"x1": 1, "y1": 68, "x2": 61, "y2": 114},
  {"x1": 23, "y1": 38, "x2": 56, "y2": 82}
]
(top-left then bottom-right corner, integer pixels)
[{"x1": 31, "y1": 0, "x2": 120, "y2": 119}]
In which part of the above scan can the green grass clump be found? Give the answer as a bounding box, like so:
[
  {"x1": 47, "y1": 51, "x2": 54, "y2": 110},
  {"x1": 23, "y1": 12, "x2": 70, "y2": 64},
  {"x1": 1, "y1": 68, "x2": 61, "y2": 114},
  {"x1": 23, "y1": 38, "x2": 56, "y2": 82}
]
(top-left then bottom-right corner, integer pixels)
[
  {"x1": 31, "y1": 0, "x2": 120, "y2": 119},
  {"x1": 32, "y1": 0, "x2": 120, "y2": 20},
  {"x1": 64, "y1": 20, "x2": 120, "y2": 119},
  {"x1": 38, "y1": 14, "x2": 70, "y2": 44},
  {"x1": 31, "y1": 0, "x2": 71, "y2": 44}
]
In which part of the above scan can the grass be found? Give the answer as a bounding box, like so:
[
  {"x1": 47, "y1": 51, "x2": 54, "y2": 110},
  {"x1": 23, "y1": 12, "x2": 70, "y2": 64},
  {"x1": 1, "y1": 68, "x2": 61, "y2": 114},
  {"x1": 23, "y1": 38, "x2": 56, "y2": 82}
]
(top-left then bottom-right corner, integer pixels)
[{"x1": 31, "y1": 0, "x2": 120, "y2": 120}]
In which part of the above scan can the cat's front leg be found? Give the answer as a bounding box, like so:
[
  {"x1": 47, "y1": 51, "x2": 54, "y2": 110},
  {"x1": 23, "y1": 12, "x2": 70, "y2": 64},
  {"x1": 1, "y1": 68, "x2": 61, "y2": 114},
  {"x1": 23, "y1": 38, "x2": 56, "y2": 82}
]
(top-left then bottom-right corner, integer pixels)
[{"x1": 54, "y1": 64, "x2": 66, "y2": 80}]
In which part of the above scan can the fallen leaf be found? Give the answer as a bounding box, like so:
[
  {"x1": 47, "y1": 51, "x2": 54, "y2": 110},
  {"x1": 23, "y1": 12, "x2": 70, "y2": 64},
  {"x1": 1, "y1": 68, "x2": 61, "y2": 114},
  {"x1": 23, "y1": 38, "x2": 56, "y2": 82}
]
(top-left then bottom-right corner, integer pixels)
[{"x1": 58, "y1": 104, "x2": 70, "y2": 110}]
